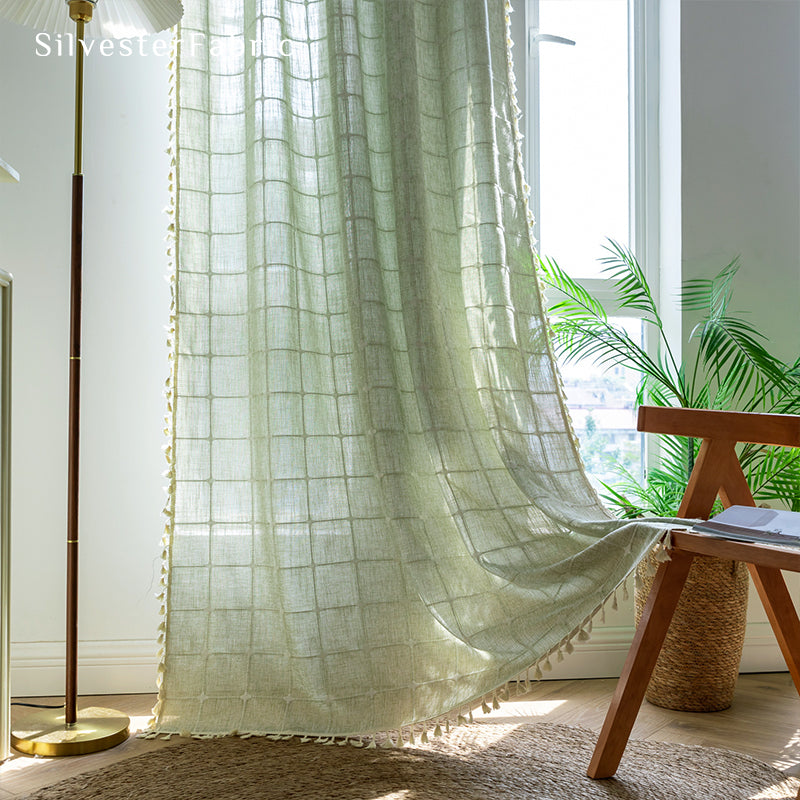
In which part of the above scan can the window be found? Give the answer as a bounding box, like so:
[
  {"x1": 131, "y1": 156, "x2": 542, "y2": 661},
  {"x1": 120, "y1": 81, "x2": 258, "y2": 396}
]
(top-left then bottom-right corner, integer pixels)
[
  {"x1": 529, "y1": 0, "x2": 630, "y2": 279},
  {"x1": 517, "y1": 0, "x2": 677, "y2": 490}
]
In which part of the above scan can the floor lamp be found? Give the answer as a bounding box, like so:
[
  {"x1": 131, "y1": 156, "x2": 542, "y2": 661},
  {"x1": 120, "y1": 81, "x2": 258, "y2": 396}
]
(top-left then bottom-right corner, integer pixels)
[{"x1": 0, "y1": 0, "x2": 183, "y2": 757}]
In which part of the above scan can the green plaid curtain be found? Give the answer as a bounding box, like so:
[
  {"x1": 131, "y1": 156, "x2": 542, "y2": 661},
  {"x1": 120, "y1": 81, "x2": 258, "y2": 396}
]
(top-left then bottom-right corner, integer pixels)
[{"x1": 152, "y1": 0, "x2": 666, "y2": 738}]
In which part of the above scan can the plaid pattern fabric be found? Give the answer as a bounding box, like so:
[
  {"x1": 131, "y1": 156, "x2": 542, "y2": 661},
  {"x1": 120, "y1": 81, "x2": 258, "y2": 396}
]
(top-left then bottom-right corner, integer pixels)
[{"x1": 153, "y1": 0, "x2": 667, "y2": 738}]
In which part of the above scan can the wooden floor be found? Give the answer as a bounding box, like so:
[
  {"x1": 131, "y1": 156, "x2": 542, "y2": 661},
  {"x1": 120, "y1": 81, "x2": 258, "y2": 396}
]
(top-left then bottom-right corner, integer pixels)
[{"x1": 2, "y1": 673, "x2": 799, "y2": 798}]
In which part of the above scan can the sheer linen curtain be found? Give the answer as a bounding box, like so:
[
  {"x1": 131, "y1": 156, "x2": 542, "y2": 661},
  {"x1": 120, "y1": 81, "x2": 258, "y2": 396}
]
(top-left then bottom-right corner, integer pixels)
[{"x1": 152, "y1": 0, "x2": 668, "y2": 739}]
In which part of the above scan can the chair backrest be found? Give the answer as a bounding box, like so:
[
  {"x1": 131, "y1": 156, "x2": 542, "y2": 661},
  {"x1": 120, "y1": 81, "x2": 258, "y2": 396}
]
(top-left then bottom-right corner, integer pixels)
[{"x1": 637, "y1": 406, "x2": 800, "y2": 519}]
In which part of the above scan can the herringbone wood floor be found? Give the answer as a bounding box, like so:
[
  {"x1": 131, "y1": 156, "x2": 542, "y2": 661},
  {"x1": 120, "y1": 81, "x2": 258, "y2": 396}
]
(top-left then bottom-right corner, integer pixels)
[{"x1": 2, "y1": 673, "x2": 799, "y2": 798}]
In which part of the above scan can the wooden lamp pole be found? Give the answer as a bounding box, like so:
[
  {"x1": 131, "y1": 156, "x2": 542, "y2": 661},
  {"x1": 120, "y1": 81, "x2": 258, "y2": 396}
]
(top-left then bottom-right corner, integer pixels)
[{"x1": 65, "y1": 0, "x2": 90, "y2": 729}]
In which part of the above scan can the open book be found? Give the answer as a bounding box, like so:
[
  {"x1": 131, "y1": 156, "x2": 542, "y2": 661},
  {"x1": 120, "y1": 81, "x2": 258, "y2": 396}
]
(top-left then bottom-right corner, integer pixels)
[{"x1": 693, "y1": 505, "x2": 800, "y2": 547}]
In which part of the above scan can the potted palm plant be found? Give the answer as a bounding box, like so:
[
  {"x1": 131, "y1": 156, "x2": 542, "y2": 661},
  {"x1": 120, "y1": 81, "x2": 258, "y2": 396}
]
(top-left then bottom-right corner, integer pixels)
[{"x1": 539, "y1": 241, "x2": 800, "y2": 710}]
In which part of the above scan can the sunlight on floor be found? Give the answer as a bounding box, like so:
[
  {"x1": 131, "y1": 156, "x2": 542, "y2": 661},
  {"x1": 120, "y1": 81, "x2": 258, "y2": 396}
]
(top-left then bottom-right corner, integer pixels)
[
  {"x1": 475, "y1": 697, "x2": 567, "y2": 721},
  {"x1": 519, "y1": 699, "x2": 567, "y2": 716},
  {"x1": 749, "y1": 786, "x2": 799, "y2": 800},
  {"x1": 129, "y1": 714, "x2": 153, "y2": 733},
  {"x1": 0, "y1": 753, "x2": 41, "y2": 776},
  {"x1": 772, "y1": 727, "x2": 800, "y2": 773},
  {"x1": 457, "y1": 722, "x2": 522, "y2": 751}
]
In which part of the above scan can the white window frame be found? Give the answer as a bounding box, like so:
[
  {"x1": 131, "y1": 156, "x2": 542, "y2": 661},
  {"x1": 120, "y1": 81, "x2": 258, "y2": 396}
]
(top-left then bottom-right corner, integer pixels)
[{"x1": 511, "y1": 0, "x2": 682, "y2": 471}]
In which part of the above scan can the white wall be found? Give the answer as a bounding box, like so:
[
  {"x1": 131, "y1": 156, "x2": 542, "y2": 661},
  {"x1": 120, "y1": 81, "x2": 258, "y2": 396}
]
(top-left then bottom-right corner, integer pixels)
[
  {"x1": 0, "y1": 22, "x2": 172, "y2": 695},
  {"x1": 679, "y1": 0, "x2": 800, "y2": 676},
  {"x1": 682, "y1": 0, "x2": 800, "y2": 361}
]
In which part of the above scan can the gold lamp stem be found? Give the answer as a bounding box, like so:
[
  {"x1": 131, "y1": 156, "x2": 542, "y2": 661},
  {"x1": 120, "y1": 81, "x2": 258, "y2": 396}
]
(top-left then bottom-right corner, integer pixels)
[
  {"x1": 73, "y1": 18, "x2": 85, "y2": 175},
  {"x1": 70, "y1": 0, "x2": 96, "y2": 175}
]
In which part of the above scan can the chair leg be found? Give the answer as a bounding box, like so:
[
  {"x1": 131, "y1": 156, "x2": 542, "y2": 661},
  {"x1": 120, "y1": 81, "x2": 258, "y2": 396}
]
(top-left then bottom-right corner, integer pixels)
[
  {"x1": 748, "y1": 564, "x2": 800, "y2": 696},
  {"x1": 588, "y1": 550, "x2": 694, "y2": 779}
]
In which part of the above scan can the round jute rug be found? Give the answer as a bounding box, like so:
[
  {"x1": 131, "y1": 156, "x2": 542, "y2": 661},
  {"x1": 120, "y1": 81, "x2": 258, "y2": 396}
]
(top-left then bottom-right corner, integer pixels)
[{"x1": 19, "y1": 723, "x2": 799, "y2": 800}]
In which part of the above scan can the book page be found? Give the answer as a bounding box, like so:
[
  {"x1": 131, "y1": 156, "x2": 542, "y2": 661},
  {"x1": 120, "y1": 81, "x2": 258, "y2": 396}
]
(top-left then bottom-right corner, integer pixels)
[{"x1": 693, "y1": 505, "x2": 800, "y2": 543}]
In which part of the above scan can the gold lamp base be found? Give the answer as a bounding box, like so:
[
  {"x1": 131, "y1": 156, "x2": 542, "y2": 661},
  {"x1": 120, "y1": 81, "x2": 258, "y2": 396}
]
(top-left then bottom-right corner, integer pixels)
[{"x1": 11, "y1": 706, "x2": 130, "y2": 757}]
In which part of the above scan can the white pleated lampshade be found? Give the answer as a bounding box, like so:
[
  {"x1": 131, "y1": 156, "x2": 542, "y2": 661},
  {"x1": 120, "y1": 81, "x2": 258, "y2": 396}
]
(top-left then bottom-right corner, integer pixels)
[{"x1": 0, "y1": 0, "x2": 183, "y2": 38}]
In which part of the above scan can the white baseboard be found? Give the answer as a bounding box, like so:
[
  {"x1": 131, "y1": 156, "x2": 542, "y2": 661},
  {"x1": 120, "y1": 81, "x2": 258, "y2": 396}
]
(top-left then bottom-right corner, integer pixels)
[
  {"x1": 10, "y1": 621, "x2": 788, "y2": 697},
  {"x1": 533, "y1": 625, "x2": 634, "y2": 681},
  {"x1": 10, "y1": 639, "x2": 158, "y2": 697},
  {"x1": 738, "y1": 621, "x2": 790, "y2": 673},
  {"x1": 539, "y1": 620, "x2": 788, "y2": 681}
]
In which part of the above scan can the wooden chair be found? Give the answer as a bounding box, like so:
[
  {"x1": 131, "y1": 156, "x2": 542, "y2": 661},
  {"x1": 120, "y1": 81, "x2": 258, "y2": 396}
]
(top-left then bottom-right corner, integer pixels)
[{"x1": 588, "y1": 405, "x2": 800, "y2": 780}]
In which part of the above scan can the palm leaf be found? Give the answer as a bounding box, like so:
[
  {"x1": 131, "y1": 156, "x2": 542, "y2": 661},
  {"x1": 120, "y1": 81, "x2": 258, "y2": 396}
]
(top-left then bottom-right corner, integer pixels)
[
  {"x1": 597, "y1": 241, "x2": 662, "y2": 323},
  {"x1": 540, "y1": 255, "x2": 609, "y2": 323},
  {"x1": 680, "y1": 259, "x2": 738, "y2": 314},
  {"x1": 740, "y1": 446, "x2": 800, "y2": 511},
  {"x1": 540, "y1": 253, "x2": 683, "y2": 399},
  {"x1": 683, "y1": 261, "x2": 789, "y2": 405},
  {"x1": 693, "y1": 316, "x2": 787, "y2": 400},
  {"x1": 600, "y1": 463, "x2": 688, "y2": 518}
]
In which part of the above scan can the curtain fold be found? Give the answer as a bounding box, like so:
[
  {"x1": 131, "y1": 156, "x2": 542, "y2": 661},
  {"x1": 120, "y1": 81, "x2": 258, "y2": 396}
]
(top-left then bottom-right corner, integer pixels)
[{"x1": 153, "y1": 0, "x2": 669, "y2": 738}]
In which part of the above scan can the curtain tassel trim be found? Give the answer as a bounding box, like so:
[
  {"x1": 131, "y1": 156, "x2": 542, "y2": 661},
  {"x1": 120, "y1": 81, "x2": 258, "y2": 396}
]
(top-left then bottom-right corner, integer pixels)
[{"x1": 146, "y1": 27, "x2": 180, "y2": 735}]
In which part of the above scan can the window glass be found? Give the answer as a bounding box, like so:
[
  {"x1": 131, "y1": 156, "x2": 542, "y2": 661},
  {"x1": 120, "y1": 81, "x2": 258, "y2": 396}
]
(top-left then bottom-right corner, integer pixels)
[
  {"x1": 535, "y1": 0, "x2": 629, "y2": 279},
  {"x1": 529, "y1": 0, "x2": 645, "y2": 486},
  {"x1": 556, "y1": 317, "x2": 644, "y2": 490}
]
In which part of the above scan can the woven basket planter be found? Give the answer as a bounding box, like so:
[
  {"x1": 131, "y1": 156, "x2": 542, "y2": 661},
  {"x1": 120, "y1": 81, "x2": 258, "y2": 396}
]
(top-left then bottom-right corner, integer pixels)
[{"x1": 634, "y1": 550, "x2": 749, "y2": 712}]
